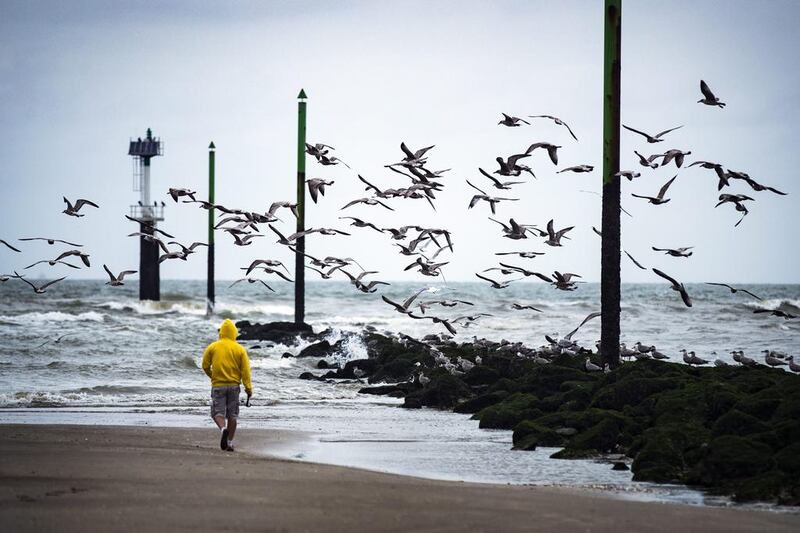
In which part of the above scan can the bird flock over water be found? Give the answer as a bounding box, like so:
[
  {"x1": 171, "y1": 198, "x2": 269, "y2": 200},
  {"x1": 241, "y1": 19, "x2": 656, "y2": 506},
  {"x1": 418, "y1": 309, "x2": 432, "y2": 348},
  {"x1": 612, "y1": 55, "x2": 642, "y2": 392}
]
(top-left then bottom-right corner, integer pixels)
[{"x1": 0, "y1": 80, "x2": 796, "y2": 369}]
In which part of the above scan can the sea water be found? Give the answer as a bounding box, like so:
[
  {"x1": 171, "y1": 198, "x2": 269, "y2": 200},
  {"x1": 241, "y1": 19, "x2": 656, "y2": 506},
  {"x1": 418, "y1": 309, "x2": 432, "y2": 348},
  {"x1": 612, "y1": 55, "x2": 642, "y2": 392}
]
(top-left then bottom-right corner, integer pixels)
[{"x1": 1, "y1": 280, "x2": 798, "y2": 507}]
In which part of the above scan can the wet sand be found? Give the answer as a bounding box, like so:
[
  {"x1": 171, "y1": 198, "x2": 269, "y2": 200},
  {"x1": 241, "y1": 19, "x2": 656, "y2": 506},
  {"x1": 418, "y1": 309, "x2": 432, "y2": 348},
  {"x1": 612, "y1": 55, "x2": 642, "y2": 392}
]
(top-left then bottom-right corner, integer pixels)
[{"x1": 1, "y1": 424, "x2": 798, "y2": 532}]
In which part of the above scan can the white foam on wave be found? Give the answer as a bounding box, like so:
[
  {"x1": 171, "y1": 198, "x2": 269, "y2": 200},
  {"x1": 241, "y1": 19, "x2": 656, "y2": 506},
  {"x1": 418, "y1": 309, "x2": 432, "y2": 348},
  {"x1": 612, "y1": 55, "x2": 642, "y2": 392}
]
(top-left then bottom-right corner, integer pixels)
[
  {"x1": 743, "y1": 298, "x2": 800, "y2": 312},
  {"x1": 0, "y1": 311, "x2": 106, "y2": 324},
  {"x1": 96, "y1": 299, "x2": 294, "y2": 317}
]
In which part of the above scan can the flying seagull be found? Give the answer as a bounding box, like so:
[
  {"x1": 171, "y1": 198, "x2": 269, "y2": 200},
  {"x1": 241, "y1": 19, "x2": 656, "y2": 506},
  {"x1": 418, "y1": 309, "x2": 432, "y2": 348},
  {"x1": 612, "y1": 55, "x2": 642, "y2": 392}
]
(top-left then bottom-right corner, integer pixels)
[
  {"x1": 495, "y1": 250, "x2": 545, "y2": 258},
  {"x1": 229, "y1": 278, "x2": 275, "y2": 291},
  {"x1": 475, "y1": 272, "x2": 517, "y2": 289},
  {"x1": 614, "y1": 170, "x2": 641, "y2": 181},
  {"x1": 511, "y1": 303, "x2": 543, "y2": 312},
  {"x1": 659, "y1": 149, "x2": 692, "y2": 168},
  {"x1": 622, "y1": 124, "x2": 683, "y2": 143},
  {"x1": 54, "y1": 250, "x2": 91, "y2": 267},
  {"x1": 698, "y1": 80, "x2": 726, "y2": 108},
  {"x1": 466, "y1": 181, "x2": 519, "y2": 214},
  {"x1": 652, "y1": 268, "x2": 692, "y2": 307},
  {"x1": 557, "y1": 165, "x2": 594, "y2": 174},
  {"x1": 634, "y1": 150, "x2": 660, "y2": 169},
  {"x1": 341, "y1": 197, "x2": 394, "y2": 211},
  {"x1": 24, "y1": 259, "x2": 81, "y2": 270},
  {"x1": 705, "y1": 282, "x2": 761, "y2": 301},
  {"x1": 306, "y1": 178, "x2": 334, "y2": 204},
  {"x1": 652, "y1": 246, "x2": 694, "y2": 258},
  {"x1": 631, "y1": 175, "x2": 677, "y2": 205},
  {"x1": 544, "y1": 219, "x2": 574, "y2": 247},
  {"x1": 498, "y1": 113, "x2": 530, "y2": 127},
  {"x1": 688, "y1": 160, "x2": 730, "y2": 190},
  {"x1": 16, "y1": 271, "x2": 67, "y2": 294},
  {"x1": 18, "y1": 237, "x2": 82, "y2": 247},
  {"x1": 62, "y1": 197, "x2": 99, "y2": 217},
  {"x1": 525, "y1": 142, "x2": 560, "y2": 165},
  {"x1": 104, "y1": 265, "x2": 137, "y2": 286},
  {"x1": 495, "y1": 154, "x2": 535, "y2": 178},
  {"x1": 528, "y1": 115, "x2": 578, "y2": 141},
  {"x1": 168, "y1": 188, "x2": 197, "y2": 202},
  {"x1": 753, "y1": 309, "x2": 797, "y2": 320},
  {"x1": 478, "y1": 168, "x2": 524, "y2": 190}
]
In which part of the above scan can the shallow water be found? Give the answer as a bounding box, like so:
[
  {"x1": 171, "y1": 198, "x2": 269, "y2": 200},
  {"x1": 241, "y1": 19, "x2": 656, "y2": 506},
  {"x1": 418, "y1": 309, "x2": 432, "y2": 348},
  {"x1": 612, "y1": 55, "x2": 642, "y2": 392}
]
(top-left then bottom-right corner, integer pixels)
[{"x1": 1, "y1": 280, "x2": 798, "y2": 508}]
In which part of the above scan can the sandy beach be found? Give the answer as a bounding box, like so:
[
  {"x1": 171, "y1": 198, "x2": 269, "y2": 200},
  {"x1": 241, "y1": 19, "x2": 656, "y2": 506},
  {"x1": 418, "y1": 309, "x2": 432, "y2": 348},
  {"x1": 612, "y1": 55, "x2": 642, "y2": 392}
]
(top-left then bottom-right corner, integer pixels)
[{"x1": 1, "y1": 424, "x2": 797, "y2": 532}]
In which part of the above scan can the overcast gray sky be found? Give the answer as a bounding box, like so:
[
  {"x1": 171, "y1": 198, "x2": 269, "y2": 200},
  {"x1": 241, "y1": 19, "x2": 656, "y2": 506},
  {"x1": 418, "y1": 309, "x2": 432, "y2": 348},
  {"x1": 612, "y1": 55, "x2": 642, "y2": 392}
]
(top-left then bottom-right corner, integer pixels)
[{"x1": 1, "y1": 0, "x2": 798, "y2": 283}]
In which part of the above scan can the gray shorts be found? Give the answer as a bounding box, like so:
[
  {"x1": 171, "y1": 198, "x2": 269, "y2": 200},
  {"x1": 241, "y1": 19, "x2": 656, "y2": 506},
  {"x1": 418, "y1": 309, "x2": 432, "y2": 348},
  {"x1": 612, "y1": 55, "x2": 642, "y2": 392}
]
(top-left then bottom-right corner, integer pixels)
[{"x1": 210, "y1": 385, "x2": 240, "y2": 419}]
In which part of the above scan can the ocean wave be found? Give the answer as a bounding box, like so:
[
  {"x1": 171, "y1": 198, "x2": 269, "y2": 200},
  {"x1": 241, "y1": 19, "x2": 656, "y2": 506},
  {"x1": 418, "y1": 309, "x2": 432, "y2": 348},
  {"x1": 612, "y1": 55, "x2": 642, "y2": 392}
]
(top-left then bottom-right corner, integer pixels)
[
  {"x1": 0, "y1": 311, "x2": 106, "y2": 324},
  {"x1": 96, "y1": 300, "x2": 295, "y2": 318}
]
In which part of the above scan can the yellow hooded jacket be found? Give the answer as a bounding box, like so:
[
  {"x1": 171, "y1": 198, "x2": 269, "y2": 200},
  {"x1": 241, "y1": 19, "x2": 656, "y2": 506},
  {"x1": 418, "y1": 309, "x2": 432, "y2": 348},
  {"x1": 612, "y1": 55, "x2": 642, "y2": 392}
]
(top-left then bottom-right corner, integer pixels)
[{"x1": 202, "y1": 319, "x2": 252, "y2": 394}]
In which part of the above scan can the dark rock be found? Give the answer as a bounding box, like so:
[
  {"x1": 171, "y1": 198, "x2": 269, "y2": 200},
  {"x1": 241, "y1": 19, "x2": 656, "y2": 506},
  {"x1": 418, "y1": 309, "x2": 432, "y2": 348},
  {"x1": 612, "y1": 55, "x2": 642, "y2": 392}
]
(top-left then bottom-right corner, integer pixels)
[
  {"x1": 512, "y1": 421, "x2": 565, "y2": 450},
  {"x1": 712, "y1": 409, "x2": 770, "y2": 437},
  {"x1": 476, "y1": 393, "x2": 543, "y2": 429},
  {"x1": 298, "y1": 372, "x2": 324, "y2": 381},
  {"x1": 404, "y1": 372, "x2": 471, "y2": 409},
  {"x1": 454, "y1": 391, "x2": 508, "y2": 414},
  {"x1": 297, "y1": 339, "x2": 345, "y2": 359},
  {"x1": 281, "y1": 352, "x2": 293, "y2": 358},
  {"x1": 236, "y1": 320, "x2": 315, "y2": 343},
  {"x1": 612, "y1": 461, "x2": 629, "y2": 471}
]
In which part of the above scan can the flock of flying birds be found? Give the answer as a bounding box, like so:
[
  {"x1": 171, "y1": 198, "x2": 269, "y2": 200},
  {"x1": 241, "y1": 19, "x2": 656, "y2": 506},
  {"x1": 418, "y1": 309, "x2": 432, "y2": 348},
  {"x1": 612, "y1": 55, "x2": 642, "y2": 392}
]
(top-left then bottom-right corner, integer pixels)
[{"x1": 0, "y1": 80, "x2": 796, "y2": 370}]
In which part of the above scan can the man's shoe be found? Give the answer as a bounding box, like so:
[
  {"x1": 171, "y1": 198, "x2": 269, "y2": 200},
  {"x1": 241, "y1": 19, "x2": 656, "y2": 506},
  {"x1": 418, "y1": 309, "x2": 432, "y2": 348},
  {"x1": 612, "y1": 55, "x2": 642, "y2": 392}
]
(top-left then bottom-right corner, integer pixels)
[
  {"x1": 225, "y1": 444, "x2": 235, "y2": 452},
  {"x1": 220, "y1": 428, "x2": 229, "y2": 450}
]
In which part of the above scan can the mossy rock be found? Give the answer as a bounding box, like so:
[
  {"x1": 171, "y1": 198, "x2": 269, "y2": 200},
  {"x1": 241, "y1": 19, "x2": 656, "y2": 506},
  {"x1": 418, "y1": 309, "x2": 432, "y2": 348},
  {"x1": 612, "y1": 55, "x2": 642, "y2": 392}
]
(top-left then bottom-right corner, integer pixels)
[
  {"x1": 631, "y1": 421, "x2": 710, "y2": 484},
  {"x1": 488, "y1": 378, "x2": 519, "y2": 394},
  {"x1": 692, "y1": 435, "x2": 775, "y2": 486},
  {"x1": 476, "y1": 393, "x2": 542, "y2": 429},
  {"x1": 417, "y1": 373, "x2": 471, "y2": 409},
  {"x1": 734, "y1": 397, "x2": 781, "y2": 421},
  {"x1": 518, "y1": 365, "x2": 595, "y2": 398},
  {"x1": 463, "y1": 365, "x2": 501, "y2": 387},
  {"x1": 729, "y1": 470, "x2": 787, "y2": 503},
  {"x1": 454, "y1": 391, "x2": 508, "y2": 414},
  {"x1": 775, "y1": 443, "x2": 800, "y2": 476},
  {"x1": 368, "y1": 358, "x2": 416, "y2": 384},
  {"x1": 712, "y1": 409, "x2": 770, "y2": 437},
  {"x1": 512, "y1": 421, "x2": 565, "y2": 450},
  {"x1": 550, "y1": 448, "x2": 598, "y2": 459},
  {"x1": 565, "y1": 417, "x2": 624, "y2": 454},
  {"x1": 592, "y1": 376, "x2": 680, "y2": 411}
]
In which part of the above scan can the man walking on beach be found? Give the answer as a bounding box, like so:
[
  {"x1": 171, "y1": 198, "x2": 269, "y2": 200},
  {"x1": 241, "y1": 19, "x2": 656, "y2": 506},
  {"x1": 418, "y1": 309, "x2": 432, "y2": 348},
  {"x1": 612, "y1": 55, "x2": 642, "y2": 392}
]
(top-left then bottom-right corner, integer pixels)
[{"x1": 202, "y1": 319, "x2": 252, "y2": 452}]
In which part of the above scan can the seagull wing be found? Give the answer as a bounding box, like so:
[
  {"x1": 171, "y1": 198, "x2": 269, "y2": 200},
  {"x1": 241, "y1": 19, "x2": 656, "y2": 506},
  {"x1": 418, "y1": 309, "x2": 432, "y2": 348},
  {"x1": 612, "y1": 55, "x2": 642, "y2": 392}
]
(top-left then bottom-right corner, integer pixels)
[
  {"x1": 0, "y1": 239, "x2": 22, "y2": 252},
  {"x1": 565, "y1": 311, "x2": 601, "y2": 341},
  {"x1": 40, "y1": 276, "x2": 67, "y2": 290},
  {"x1": 103, "y1": 264, "x2": 115, "y2": 281},
  {"x1": 654, "y1": 125, "x2": 683, "y2": 139},
  {"x1": 506, "y1": 153, "x2": 531, "y2": 168},
  {"x1": 624, "y1": 251, "x2": 647, "y2": 270},
  {"x1": 465, "y1": 180, "x2": 487, "y2": 195},
  {"x1": 740, "y1": 289, "x2": 763, "y2": 301},
  {"x1": 657, "y1": 175, "x2": 678, "y2": 200},
  {"x1": 74, "y1": 199, "x2": 99, "y2": 210},
  {"x1": 622, "y1": 124, "x2": 653, "y2": 141},
  {"x1": 700, "y1": 80, "x2": 715, "y2": 100},
  {"x1": 652, "y1": 268, "x2": 680, "y2": 288},
  {"x1": 561, "y1": 120, "x2": 579, "y2": 141},
  {"x1": 400, "y1": 142, "x2": 415, "y2": 160},
  {"x1": 479, "y1": 168, "x2": 502, "y2": 187},
  {"x1": 118, "y1": 270, "x2": 137, "y2": 280}
]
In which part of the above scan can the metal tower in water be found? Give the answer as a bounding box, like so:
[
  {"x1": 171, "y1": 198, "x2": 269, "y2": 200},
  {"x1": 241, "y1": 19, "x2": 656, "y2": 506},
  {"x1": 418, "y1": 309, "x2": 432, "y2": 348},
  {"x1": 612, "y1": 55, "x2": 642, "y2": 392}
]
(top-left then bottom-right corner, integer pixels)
[{"x1": 128, "y1": 128, "x2": 164, "y2": 301}]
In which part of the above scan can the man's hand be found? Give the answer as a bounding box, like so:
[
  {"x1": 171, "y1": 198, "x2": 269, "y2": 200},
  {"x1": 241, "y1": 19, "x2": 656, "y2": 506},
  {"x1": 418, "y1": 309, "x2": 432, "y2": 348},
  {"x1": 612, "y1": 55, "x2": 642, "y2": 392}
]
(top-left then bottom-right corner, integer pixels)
[{"x1": 245, "y1": 390, "x2": 252, "y2": 407}]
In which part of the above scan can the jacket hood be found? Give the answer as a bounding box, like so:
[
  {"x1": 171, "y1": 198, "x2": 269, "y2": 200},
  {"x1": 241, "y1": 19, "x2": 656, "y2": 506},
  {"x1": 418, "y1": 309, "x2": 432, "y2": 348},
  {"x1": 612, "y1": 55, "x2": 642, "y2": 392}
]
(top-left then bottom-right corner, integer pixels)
[{"x1": 219, "y1": 319, "x2": 238, "y2": 340}]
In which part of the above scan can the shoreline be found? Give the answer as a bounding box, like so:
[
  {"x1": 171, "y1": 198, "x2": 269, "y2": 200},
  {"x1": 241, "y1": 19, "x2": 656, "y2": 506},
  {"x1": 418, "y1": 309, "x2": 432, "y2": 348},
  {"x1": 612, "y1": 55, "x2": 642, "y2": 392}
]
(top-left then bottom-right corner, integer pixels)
[{"x1": 2, "y1": 424, "x2": 799, "y2": 532}]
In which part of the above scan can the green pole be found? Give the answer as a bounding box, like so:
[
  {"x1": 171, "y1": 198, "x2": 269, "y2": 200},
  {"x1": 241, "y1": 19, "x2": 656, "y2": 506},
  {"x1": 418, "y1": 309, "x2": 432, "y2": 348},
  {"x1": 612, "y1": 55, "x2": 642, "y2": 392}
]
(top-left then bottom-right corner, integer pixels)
[
  {"x1": 294, "y1": 89, "x2": 308, "y2": 325},
  {"x1": 206, "y1": 141, "x2": 216, "y2": 317},
  {"x1": 600, "y1": 0, "x2": 622, "y2": 368}
]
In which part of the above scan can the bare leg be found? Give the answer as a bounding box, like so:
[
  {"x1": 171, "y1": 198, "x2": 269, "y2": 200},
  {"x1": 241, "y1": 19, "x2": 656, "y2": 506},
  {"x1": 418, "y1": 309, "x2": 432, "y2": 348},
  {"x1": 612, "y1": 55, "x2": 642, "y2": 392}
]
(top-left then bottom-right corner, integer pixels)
[
  {"x1": 226, "y1": 417, "x2": 237, "y2": 441},
  {"x1": 213, "y1": 415, "x2": 226, "y2": 430}
]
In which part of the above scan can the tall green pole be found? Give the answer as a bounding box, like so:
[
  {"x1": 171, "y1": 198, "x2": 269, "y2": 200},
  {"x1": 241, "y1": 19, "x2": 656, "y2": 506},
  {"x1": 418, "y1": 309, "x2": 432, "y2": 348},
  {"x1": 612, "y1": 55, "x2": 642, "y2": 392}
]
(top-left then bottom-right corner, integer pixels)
[
  {"x1": 206, "y1": 141, "x2": 216, "y2": 317},
  {"x1": 294, "y1": 89, "x2": 308, "y2": 325},
  {"x1": 601, "y1": 0, "x2": 622, "y2": 368}
]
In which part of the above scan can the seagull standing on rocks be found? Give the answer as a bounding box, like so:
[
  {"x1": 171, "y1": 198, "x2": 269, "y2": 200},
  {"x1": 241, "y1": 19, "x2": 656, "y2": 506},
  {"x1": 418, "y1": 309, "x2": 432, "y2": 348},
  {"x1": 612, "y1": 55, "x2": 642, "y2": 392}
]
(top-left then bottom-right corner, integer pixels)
[{"x1": 681, "y1": 349, "x2": 709, "y2": 365}]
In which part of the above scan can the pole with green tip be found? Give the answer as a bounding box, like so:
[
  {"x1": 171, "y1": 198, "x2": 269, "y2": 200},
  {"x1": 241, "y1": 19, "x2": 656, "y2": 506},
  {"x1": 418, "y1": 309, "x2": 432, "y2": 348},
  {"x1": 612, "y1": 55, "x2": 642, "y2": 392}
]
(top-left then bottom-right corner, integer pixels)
[
  {"x1": 206, "y1": 141, "x2": 216, "y2": 317},
  {"x1": 294, "y1": 89, "x2": 307, "y2": 325},
  {"x1": 600, "y1": 0, "x2": 622, "y2": 368}
]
